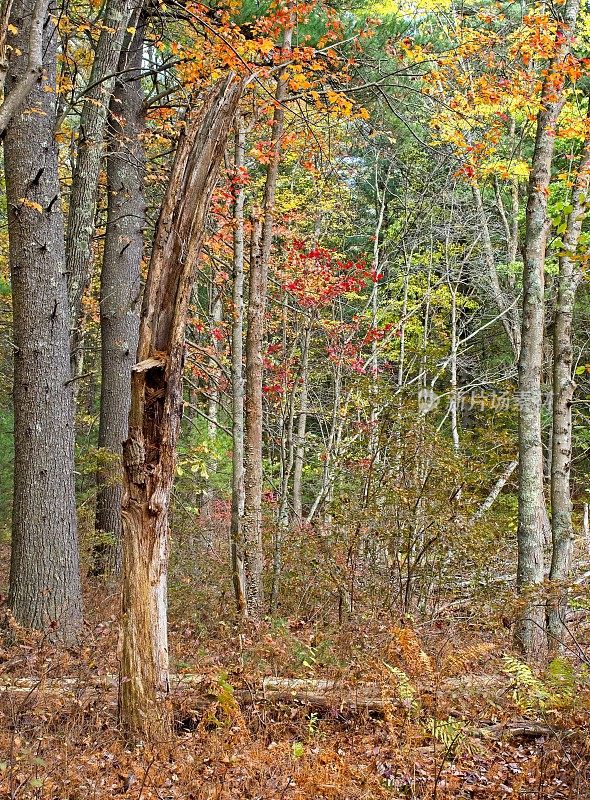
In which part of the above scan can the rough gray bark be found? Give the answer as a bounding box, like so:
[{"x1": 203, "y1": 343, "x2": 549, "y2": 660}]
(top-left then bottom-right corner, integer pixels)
[
  {"x1": 547, "y1": 112, "x2": 590, "y2": 648},
  {"x1": 230, "y1": 117, "x2": 247, "y2": 612},
  {"x1": 119, "y1": 76, "x2": 243, "y2": 742},
  {"x1": 515, "y1": 0, "x2": 580, "y2": 663},
  {"x1": 243, "y1": 215, "x2": 265, "y2": 616},
  {"x1": 5, "y1": 0, "x2": 82, "y2": 643},
  {"x1": 66, "y1": 0, "x2": 134, "y2": 362},
  {"x1": 0, "y1": 0, "x2": 46, "y2": 134},
  {"x1": 93, "y1": 20, "x2": 145, "y2": 578},
  {"x1": 242, "y1": 20, "x2": 293, "y2": 617}
]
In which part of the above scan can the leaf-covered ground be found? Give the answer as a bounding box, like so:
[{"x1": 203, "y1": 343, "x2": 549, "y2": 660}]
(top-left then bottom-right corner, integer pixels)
[{"x1": 2, "y1": 575, "x2": 589, "y2": 800}]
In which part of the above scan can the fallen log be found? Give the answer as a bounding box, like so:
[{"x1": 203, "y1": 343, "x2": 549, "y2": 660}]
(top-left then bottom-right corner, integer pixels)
[
  {"x1": 480, "y1": 721, "x2": 556, "y2": 739},
  {"x1": 0, "y1": 674, "x2": 394, "y2": 712},
  {"x1": 0, "y1": 675, "x2": 572, "y2": 741}
]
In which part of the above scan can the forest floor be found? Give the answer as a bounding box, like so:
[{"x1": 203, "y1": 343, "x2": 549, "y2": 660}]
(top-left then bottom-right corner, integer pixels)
[{"x1": 1, "y1": 555, "x2": 590, "y2": 799}]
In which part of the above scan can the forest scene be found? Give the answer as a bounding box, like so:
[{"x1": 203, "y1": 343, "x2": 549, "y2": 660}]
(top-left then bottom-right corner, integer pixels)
[{"x1": 2, "y1": 0, "x2": 590, "y2": 795}]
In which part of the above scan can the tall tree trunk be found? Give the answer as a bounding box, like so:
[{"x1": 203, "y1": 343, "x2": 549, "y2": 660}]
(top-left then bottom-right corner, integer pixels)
[
  {"x1": 66, "y1": 0, "x2": 134, "y2": 370},
  {"x1": 547, "y1": 112, "x2": 590, "y2": 649},
  {"x1": 199, "y1": 279, "x2": 223, "y2": 546},
  {"x1": 5, "y1": 0, "x2": 82, "y2": 644},
  {"x1": 242, "y1": 20, "x2": 293, "y2": 618},
  {"x1": 270, "y1": 311, "x2": 297, "y2": 611},
  {"x1": 243, "y1": 216, "x2": 264, "y2": 616},
  {"x1": 0, "y1": 0, "x2": 47, "y2": 134},
  {"x1": 515, "y1": 0, "x2": 580, "y2": 662},
  {"x1": 307, "y1": 364, "x2": 342, "y2": 524},
  {"x1": 231, "y1": 117, "x2": 247, "y2": 612},
  {"x1": 292, "y1": 326, "x2": 310, "y2": 524},
  {"x1": 449, "y1": 283, "x2": 460, "y2": 451},
  {"x1": 93, "y1": 20, "x2": 146, "y2": 579},
  {"x1": 119, "y1": 76, "x2": 243, "y2": 742}
]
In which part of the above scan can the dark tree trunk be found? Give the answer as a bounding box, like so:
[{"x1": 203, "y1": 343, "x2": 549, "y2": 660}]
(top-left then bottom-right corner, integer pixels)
[
  {"x1": 119, "y1": 76, "x2": 243, "y2": 742},
  {"x1": 66, "y1": 0, "x2": 134, "y2": 370},
  {"x1": 5, "y1": 0, "x2": 82, "y2": 644},
  {"x1": 93, "y1": 20, "x2": 146, "y2": 579},
  {"x1": 242, "y1": 20, "x2": 293, "y2": 617}
]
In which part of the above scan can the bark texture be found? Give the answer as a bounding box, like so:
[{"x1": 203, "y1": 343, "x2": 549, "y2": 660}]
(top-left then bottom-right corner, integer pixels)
[
  {"x1": 5, "y1": 0, "x2": 82, "y2": 643},
  {"x1": 243, "y1": 215, "x2": 265, "y2": 616},
  {"x1": 547, "y1": 111, "x2": 590, "y2": 648},
  {"x1": 0, "y1": 0, "x2": 46, "y2": 134},
  {"x1": 119, "y1": 76, "x2": 243, "y2": 742},
  {"x1": 66, "y1": 0, "x2": 134, "y2": 356},
  {"x1": 230, "y1": 118, "x2": 247, "y2": 612},
  {"x1": 515, "y1": 0, "x2": 580, "y2": 662},
  {"x1": 93, "y1": 20, "x2": 146, "y2": 578},
  {"x1": 242, "y1": 21, "x2": 293, "y2": 617}
]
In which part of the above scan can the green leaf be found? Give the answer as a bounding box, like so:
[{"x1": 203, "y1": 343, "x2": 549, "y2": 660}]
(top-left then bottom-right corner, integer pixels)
[{"x1": 292, "y1": 741, "x2": 305, "y2": 759}]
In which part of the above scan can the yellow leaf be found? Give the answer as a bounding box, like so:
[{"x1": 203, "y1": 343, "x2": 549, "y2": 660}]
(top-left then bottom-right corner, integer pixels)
[
  {"x1": 19, "y1": 198, "x2": 43, "y2": 213},
  {"x1": 258, "y1": 38, "x2": 274, "y2": 54}
]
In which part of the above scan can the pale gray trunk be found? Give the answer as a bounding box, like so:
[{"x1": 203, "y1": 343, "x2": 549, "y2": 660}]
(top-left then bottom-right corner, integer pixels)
[
  {"x1": 0, "y1": 0, "x2": 47, "y2": 134},
  {"x1": 199, "y1": 281, "x2": 223, "y2": 546},
  {"x1": 307, "y1": 365, "x2": 342, "y2": 524},
  {"x1": 292, "y1": 326, "x2": 310, "y2": 524},
  {"x1": 515, "y1": 0, "x2": 580, "y2": 662},
  {"x1": 230, "y1": 118, "x2": 246, "y2": 612},
  {"x1": 5, "y1": 0, "x2": 82, "y2": 643},
  {"x1": 369, "y1": 162, "x2": 389, "y2": 457},
  {"x1": 472, "y1": 460, "x2": 518, "y2": 522},
  {"x1": 93, "y1": 20, "x2": 145, "y2": 578},
  {"x1": 243, "y1": 216, "x2": 264, "y2": 616},
  {"x1": 547, "y1": 115, "x2": 590, "y2": 648},
  {"x1": 270, "y1": 322, "x2": 297, "y2": 610}
]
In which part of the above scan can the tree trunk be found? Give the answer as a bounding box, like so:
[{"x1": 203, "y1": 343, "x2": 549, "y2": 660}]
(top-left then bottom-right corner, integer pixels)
[
  {"x1": 93, "y1": 20, "x2": 146, "y2": 579},
  {"x1": 5, "y1": 0, "x2": 82, "y2": 644},
  {"x1": 547, "y1": 110, "x2": 590, "y2": 649},
  {"x1": 449, "y1": 280, "x2": 460, "y2": 451},
  {"x1": 119, "y1": 76, "x2": 243, "y2": 742},
  {"x1": 242, "y1": 20, "x2": 293, "y2": 618},
  {"x1": 199, "y1": 279, "x2": 223, "y2": 547},
  {"x1": 243, "y1": 215, "x2": 265, "y2": 616},
  {"x1": 0, "y1": 0, "x2": 47, "y2": 134},
  {"x1": 270, "y1": 310, "x2": 297, "y2": 611},
  {"x1": 292, "y1": 326, "x2": 310, "y2": 524},
  {"x1": 472, "y1": 460, "x2": 518, "y2": 522},
  {"x1": 66, "y1": 0, "x2": 134, "y2": 368},
  {"x1": 230, "y1": 117, "x2": 247, "y2": 611},
  {"x1": 515, "y1": 0, "x2": 580, "y2": 663}
]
